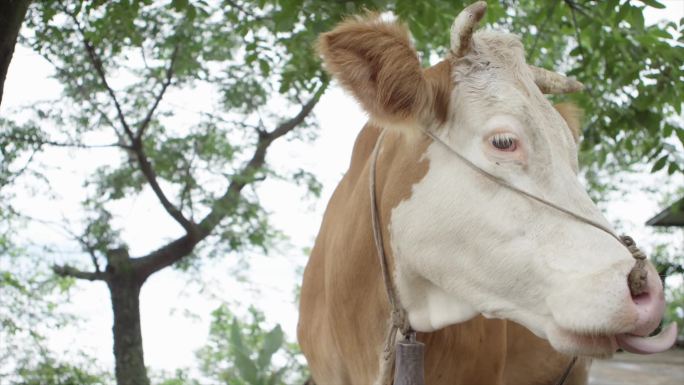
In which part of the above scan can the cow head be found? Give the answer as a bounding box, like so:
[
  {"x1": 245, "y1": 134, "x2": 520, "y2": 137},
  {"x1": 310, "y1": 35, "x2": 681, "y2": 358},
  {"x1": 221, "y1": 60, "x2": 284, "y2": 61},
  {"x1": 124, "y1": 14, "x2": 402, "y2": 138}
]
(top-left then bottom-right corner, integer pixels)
[{"x1": 318, "y1": 2, "x2": 676, "y2": 357}]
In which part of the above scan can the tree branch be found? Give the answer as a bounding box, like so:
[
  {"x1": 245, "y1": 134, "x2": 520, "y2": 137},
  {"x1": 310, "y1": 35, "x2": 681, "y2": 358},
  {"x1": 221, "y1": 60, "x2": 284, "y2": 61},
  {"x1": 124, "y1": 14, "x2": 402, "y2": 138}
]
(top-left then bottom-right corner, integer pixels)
[
  {"x1": 122, "y1": 44, "x2": 196, "y2": 235},
  {"x1": 56, "y1": 218, "x2": 104, "y2": 274},
  {"x1": 198, "y1": 80, "x2": 328, "y2": 235},
  {"x1": 133, "y1": 81, "x2": 328, "y2": 277},
  {"x1": 136, "y1": 44, "x2": 179, "y2": 139},
  {"x1": 60, "y1": 1, "x2": 135, "y2": 141},
  {"x1": 41, "y1": 57, "x2": 123, "y2": 136},
  {"x1": 61, "y1": 2, "x2": 192, "y2": 236},
  {"x1": 53, "y1": 264, "x2": 106, "y2": 281},
  {"x1": 0, "y1": 0, "x2": 31, "y2": 107},
  {"x1": 2, "y1": 147, "x2": 38, "y2": 186},
  {"x1": 3, "y1": 133, "x2": 127, "y2": 150},
  {"x1": 132, "y1": 139, "x2": 198, "y2": 235},
  {"x1": 267, "y1": 78, "x2": 328, "y2": 140}
]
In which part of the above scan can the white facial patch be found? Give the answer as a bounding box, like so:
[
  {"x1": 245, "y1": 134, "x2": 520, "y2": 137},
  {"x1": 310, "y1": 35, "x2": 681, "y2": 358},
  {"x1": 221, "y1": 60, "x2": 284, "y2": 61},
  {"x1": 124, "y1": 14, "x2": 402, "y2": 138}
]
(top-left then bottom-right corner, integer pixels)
[
  {"x1": 389, "y1": 111, "x2": 639, "y2": 356},
  {"x1": 385, "y1": 29, "x2": 652, "y2": 358}
]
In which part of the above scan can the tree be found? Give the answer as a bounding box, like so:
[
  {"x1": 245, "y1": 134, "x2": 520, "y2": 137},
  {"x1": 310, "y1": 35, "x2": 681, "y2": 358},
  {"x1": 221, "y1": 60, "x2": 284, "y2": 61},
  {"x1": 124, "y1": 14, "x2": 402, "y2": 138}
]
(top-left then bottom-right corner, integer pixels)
[
  {"x1": 8, "y1": 1, "x2": 330, "y2": 383},
  {"x1": 1, "y1": 0, "x2": 682, "y2": 384},
  {"x1": 0, "y1": 0, "x2": 31, "y2": 107}
]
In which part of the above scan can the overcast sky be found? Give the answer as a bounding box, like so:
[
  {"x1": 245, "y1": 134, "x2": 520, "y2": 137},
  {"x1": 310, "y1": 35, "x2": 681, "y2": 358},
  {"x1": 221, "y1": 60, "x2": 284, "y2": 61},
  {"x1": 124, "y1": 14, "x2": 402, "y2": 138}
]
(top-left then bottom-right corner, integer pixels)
[{"x1": 2, "y1": 1, "x2": 683, "y2": 377}]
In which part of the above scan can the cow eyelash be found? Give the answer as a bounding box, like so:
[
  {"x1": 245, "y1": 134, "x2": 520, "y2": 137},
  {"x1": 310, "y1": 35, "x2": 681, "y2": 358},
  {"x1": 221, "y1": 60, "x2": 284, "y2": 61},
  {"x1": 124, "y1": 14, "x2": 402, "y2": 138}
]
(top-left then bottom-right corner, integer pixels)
[{"x1": 490, "y1": 134, "x2": 517, "y2": 151}]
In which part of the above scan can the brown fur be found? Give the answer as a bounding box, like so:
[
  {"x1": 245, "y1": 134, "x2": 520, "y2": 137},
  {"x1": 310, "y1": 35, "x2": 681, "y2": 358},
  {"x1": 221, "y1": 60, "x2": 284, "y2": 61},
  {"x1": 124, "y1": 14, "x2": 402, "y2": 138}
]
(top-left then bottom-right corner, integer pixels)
[
  {"x1": 554, "y1": 102, "x2": 583, "y2": 142},
  {"x1": 424, "y1": 60, "x2": 452, "y2": 124},
  {"x1": 318, "y1": 15, "x2": 450, "y2": 129},
  {"x1": 505, "y1": 322, "x2": 590, "y2": 385}
]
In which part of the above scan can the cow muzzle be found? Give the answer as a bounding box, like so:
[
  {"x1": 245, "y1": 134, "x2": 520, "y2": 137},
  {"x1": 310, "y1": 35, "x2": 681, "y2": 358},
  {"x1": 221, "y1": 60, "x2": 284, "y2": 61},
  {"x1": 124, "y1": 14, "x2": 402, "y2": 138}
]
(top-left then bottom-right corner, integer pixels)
[{"x1": 616, "y1": 259, "x2": 677, "y2": 354}]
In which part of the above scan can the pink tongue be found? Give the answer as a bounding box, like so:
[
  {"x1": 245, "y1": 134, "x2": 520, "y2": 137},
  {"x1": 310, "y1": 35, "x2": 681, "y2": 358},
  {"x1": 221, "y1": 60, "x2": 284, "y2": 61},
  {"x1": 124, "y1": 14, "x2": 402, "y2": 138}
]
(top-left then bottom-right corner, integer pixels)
[{"x1": 616, "y1": 323, "x2": 678, "y2": 354}]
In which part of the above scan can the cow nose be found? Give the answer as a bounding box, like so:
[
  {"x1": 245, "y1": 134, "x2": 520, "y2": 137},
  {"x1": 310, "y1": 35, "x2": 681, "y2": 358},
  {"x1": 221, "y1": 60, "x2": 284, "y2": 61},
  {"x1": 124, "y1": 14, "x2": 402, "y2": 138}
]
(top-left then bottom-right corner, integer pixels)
[{"x1": 626, "y1": 261, "x2": 666, "y2": 337}]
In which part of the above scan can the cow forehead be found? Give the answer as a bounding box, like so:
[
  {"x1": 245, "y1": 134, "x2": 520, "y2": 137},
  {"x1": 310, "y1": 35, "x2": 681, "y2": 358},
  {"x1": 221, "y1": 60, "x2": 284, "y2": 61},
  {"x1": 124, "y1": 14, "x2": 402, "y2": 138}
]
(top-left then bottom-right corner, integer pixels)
[
  {"x1": 452, "y1": 31, "x2": 527, "y2": 78},
  {"x1": 447, "y1": 31, "x2": 578, "y2": 163},
  {"x1": 451, "y1": 31, "x2": 546, "y2": 113}
]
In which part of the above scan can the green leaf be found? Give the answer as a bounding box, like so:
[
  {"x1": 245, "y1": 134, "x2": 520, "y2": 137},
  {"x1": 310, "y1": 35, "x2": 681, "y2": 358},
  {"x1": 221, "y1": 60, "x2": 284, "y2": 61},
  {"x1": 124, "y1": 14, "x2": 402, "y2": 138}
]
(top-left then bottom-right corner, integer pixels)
[
  {"x1": 259, "y1": 59, "x2": 271, "y2": 77},
  {"x1": 650, "y1": 28, "x2": 672, "y2": 39},
  {"x1": 257, "y1": 325, "x2": 284, "y2": 369},
  {"x1": 667, "y1": 161, "x2": 678, "y2": 175},
  {"x1": 639, "y1": 0, "x2": 666, "y2": 9},
  {"x1": 676, "y1": 128, "x2": 684, "y2": 147},
  {"x1": 230, "y1": 319, "x2": 246, "y2": 354},
  {"x1": 171, "y1": 0, "x2": 189, "y2": 11},
  {"x1": 266, "y1": 366, "x2": 288, "y2": 385},
  {"x1": 652, "y1": 155, "x2": 668, "y2": 172},
  {"x1": 629, "y1": 6, "x2": 645, "y2": 30},
  {"x1": 234, "y1": 348, "x2": 260, "y2": 384}
]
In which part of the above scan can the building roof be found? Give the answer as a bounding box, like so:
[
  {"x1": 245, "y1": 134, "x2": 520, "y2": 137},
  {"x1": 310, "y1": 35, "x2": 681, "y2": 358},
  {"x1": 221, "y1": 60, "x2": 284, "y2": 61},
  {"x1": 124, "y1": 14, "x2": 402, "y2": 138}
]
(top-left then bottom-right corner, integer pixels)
[{"x1": 646, "y1": 197, "x2": 684, "y2": 227}]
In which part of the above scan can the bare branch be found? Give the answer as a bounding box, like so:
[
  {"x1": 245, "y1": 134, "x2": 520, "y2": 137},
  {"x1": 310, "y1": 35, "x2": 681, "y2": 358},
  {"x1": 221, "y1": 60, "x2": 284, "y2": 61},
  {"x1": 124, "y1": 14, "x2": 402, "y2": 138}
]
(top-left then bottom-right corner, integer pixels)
[
  {"x1": 87, "y1": 245, "x2": 101, "y2": 273},
  {"x1": 58, "y1": 221, "x2": 103, "y2": 274},
  {"x1": 178, "y1": 152, "x2": 196, "y2": 216},
  {"x1": 4, "y1": 134, "x2": 127, "y2": 150},
  {"x1": 132, "y1": 142, "x2": 198, "y2": 236},
  {"x1": 140, "y1": 46, "x2": 151, "y2": 72},
  {"x1": 136, "y1": 44, "x2": 179, "y2": 139},
  {"x1": 267, "y1": 78, "x2": 328, "y2": 140},
  {"x1": 2, "y1": 147, "x2": 38, "y2": 186},
  {"x1": 53, "y1": 264, "x2": 106, "y2": 281}
]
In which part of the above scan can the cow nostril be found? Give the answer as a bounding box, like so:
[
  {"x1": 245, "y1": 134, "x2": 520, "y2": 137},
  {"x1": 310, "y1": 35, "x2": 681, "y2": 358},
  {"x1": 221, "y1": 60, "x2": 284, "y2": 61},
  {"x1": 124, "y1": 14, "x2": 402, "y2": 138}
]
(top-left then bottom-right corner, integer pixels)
[
  {"x1": 627, "y1": 261, "x2": 648, "y2": 297},
  {"x1": 632, "y1": 292, "x2": 651, "y2": 306}
]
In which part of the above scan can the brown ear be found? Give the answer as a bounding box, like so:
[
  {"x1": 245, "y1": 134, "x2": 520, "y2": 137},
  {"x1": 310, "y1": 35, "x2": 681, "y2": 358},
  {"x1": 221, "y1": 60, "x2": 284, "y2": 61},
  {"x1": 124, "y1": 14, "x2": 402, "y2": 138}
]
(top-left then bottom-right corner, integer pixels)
[
  {"x1": 318, "y1": 15, "x2": 444, "y2": 129},
  {"x1": 554, "y1": 102, "x2": 583, "y2": 143}
]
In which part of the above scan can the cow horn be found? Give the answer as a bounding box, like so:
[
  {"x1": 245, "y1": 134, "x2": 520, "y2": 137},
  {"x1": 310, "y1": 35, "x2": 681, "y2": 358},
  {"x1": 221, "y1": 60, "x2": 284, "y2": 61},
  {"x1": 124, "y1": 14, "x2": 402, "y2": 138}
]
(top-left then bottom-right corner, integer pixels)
[
  {"x1": 528, "y1": 65, "x2": 585, "y2": 94},
  {"x1": 450, "y1": 1, "x2": 487, "y2": 57}
]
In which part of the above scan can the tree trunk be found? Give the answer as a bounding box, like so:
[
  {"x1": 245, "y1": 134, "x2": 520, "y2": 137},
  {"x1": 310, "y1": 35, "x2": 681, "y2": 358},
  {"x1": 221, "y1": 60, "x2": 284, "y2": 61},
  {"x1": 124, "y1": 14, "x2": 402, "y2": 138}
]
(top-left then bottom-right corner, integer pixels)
[
  {"x1": 0, "y1": 0, "x2": 31, "y2": 107},
  {"x1": 107, "y1": 257, "x2": 150, "y2": 385}
]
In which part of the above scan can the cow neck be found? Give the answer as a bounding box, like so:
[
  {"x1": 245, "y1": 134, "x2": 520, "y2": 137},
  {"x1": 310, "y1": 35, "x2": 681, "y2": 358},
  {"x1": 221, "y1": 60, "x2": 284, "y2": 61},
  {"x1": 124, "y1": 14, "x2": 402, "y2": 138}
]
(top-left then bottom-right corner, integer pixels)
[{"x1": 369, "y1": 127, "x2": 651, "y2": 385}]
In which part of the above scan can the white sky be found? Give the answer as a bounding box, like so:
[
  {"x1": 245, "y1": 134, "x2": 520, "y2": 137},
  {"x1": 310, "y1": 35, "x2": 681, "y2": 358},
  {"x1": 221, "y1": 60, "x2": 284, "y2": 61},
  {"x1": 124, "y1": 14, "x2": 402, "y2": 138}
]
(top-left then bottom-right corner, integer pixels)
[{"x1": 1, "y1": 1, "x2": 683, "y2": 378}]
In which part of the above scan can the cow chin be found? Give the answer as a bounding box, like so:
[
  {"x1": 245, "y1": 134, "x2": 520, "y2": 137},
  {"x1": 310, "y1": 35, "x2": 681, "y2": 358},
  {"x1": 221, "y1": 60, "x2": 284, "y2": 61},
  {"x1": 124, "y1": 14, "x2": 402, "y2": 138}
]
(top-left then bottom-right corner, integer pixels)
[
  {"x1": 546, "y1": 323, "x2": 618, "y2": 358},
  {"x1": 480, "y1": 309, "x2": 621, "y2": 358}
]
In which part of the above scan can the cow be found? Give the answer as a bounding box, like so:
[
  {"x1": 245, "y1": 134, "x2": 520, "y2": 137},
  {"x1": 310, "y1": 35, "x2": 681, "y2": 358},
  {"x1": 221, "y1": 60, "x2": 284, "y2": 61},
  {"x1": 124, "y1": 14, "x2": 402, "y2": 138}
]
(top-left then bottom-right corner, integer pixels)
[{"x1": 298, "y1": 2, "x2": 677, "y2": 384}]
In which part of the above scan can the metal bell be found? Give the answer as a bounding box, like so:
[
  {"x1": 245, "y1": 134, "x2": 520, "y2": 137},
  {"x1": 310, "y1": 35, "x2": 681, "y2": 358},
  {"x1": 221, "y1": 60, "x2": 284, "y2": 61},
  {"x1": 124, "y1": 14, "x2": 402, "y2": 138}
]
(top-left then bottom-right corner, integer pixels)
[{"x1": 393, "y1": 333, "x2": 425, "y2": 385}]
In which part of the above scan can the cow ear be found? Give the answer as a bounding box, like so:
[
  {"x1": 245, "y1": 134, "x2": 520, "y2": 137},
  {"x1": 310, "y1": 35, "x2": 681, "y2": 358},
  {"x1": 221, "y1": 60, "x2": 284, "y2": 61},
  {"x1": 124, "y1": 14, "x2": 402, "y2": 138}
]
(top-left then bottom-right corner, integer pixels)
[
  {"x1": 554, "y1": 102, "x2": 583, "y2": 143},
  {"x1": 318, "y1": 15, "x2": 442, "y2": 132}
]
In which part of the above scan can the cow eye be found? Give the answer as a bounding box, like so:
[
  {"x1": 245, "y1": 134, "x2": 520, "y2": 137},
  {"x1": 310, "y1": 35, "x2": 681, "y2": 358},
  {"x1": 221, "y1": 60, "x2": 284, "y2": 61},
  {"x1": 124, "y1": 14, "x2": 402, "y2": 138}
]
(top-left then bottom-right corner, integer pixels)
[{"x1": 490, "y1": 134, "x2": 517, "y2": 151}]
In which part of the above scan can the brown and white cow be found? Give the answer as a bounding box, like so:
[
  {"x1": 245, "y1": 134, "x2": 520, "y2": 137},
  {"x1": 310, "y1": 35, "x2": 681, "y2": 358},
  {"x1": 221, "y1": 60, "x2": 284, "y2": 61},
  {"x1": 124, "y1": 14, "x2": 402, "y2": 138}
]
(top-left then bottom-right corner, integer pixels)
[{"x1": 298, "y1": 2, "x2": 676, "y2": 384}]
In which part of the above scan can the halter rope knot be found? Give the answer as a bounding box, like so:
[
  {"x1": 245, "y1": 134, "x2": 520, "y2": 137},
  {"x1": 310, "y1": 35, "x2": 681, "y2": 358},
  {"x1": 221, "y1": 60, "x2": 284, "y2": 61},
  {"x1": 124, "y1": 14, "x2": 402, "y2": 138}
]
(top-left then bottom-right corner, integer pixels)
[{"x1": 620, "y1": 235, "x2": 648, "y2": 296}]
